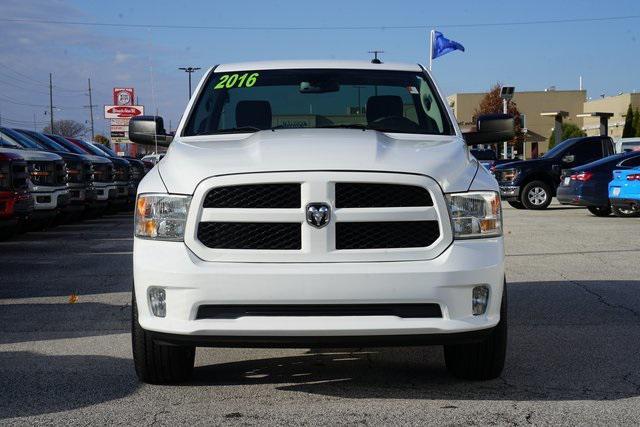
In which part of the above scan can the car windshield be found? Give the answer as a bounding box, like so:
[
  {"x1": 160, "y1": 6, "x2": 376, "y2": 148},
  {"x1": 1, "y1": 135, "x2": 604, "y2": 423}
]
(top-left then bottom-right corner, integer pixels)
[
  {"x1": 18, "y1": 130, "x2": 69, "y2": 152},
  {"x1": 183, "y1": 68, "x2": 453, "y2": 137},
  {"x1": 47, "y1": 135, "x2": 88, "y2": 155},
  {"x1": 1, "y1": 128, "x2": 44, "y2": 150},
  {"x1": 93, "y1": 143, "x2": 118, "y2": 157},
  {"x1": 73, "y1": 139, "x2": 109, "y2": 157},
  {"x1": 0, "y1": 129, "x2": 24, "y2": 149},
  {"x1": 542, "y1": 137, "x2": 581, "y2": 158}
]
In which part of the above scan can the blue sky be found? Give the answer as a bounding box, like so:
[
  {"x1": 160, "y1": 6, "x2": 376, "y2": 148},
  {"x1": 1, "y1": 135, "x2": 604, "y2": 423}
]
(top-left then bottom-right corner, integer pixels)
[{"x1": 1, "y1": 0, "x2": 639, "y2": 137}]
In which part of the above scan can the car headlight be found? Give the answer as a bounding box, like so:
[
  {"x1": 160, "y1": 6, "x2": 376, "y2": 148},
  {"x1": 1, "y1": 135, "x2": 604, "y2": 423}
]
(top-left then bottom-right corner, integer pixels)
[
  {"x1": 135, "y1": 194, "x2": 191, "y2": 240},
  {"x1": 446, "y1": 191, "x2": 502, "y2": 239},
  {"x1": 499, "y1": 168, "x2": 519, "y2": 182}
]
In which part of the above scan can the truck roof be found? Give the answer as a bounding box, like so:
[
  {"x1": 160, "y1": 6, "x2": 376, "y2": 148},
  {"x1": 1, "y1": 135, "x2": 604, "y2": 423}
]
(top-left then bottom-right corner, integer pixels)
[{"x1": 215, "y1": 60, "x2": 424, "y2": 73}]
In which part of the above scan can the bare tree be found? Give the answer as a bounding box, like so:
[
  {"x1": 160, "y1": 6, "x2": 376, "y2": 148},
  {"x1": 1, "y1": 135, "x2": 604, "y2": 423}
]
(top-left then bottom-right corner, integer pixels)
[{"x1": 42, "y1": 120, "x2": 87, "y2": 138}]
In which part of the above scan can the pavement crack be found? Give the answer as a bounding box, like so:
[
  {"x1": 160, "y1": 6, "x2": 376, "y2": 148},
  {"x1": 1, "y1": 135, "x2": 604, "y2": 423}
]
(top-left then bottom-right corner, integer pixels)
[{"x1": 570, "y1": 279, "x2": 640, "y2": 319}]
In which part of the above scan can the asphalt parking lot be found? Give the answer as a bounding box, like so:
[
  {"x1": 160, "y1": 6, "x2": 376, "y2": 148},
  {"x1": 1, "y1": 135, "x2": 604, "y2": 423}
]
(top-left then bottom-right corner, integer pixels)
[{"x1": 1, "y1": 203, "x2": 639, "y2": 425}]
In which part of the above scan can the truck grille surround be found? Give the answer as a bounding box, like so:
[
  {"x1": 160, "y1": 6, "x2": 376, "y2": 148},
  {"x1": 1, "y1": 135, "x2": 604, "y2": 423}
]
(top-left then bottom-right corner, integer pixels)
[
  {"x1": 187, "y1": 172, "x2": 452, "y2": 263},
  {"x1": 28, "y1": 160, "x2": 66, "y2": 186}
]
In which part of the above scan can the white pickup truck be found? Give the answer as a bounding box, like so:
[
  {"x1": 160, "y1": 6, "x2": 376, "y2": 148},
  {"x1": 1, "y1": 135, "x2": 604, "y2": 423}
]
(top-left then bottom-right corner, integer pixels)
[{"x1": 129, "y1": 60, "x2": 513, "y2": 384}]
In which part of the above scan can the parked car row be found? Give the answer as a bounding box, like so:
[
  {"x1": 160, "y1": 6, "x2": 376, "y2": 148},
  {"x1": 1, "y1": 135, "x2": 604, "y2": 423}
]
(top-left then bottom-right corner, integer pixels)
[
  {"x1": 485, "y1": 135, "x2": 640, "y2": 216},
  {"x1": 0, "y1": 128, "x2": 149, "y2": 239}
]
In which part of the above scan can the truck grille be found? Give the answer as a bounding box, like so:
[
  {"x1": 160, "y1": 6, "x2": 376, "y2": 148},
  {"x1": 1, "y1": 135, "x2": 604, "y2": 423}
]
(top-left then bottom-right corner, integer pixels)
[
  {"x1": 336, "y1": 221, "x2": 440, "y2": 249},
  {"x1": 11, "y1": 161, "x2": 29, "y2": 190},
  {"x1": 93, "y1": 163, "x2": 114, "y2": 183},
  {"x1": 203, "y1": 184, "x2": 300, "y2": 208},
  {"x1": 335, "y1": 183, "x2": 433, "y2": 208},
  {"x1": 29, "y1": 160, "x2": 65, "y2": 186},
  {"x1": 188, "y1": 172, "x2": 451, "y2": 263},
  {"x1": 197, "y1": 222, "x2": 301, "y2": 250}
]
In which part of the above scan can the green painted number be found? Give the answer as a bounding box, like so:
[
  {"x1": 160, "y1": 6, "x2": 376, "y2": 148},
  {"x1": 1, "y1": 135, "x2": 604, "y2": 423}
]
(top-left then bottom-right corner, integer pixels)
[
  {"x1": 214, "y1": 74, "x2": 229, "y2": 89},
  {"x1": 214, "y1": 72, "x2": 260, "y2": 89}
]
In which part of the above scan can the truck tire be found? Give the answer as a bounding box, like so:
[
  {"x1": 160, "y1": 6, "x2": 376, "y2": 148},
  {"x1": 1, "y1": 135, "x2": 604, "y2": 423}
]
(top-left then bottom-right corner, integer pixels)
[
  {"x1": 131, "y1": 291, "x2": 195, "y2": 384},
  {"x1": 520, "y1": 181, "x2": 552, "y2": 210},
  {"x1": 587, "y1": 206, "x2": 611, "y2": 217},
  {"x1": 444, "y1": 283, "x2": 507, "y2": 381},
  {"x1": 612, "y1": 206, "x2": 640, "y2": 218},
  {"x1": 507, "y1": 201, "x2": 525, "y2": 209}
]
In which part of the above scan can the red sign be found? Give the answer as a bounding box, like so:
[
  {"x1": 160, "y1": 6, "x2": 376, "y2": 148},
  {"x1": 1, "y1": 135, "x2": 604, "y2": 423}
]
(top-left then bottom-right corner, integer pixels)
[
  {"x1": 113, "y1": 88, "x2": 135, "y2": 106},
  {"x1": 104, "y1": 105, "x2": 144, "y2": 119}
]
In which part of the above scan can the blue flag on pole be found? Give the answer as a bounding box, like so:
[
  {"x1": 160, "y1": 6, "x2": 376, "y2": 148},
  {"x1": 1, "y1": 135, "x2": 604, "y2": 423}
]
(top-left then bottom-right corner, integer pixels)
[{"x1": 431, "y1": 31, "x2": 465, "y2": 60}]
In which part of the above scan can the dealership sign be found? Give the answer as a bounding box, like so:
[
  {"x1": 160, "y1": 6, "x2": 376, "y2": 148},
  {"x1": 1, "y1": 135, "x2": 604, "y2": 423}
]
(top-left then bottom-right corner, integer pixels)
[
  {"x1": 104, "y1": 105, "x2": 144, "y2": 119},
  {"x1": 113, "y1": 88, "x2": 135, "y2": 106}
]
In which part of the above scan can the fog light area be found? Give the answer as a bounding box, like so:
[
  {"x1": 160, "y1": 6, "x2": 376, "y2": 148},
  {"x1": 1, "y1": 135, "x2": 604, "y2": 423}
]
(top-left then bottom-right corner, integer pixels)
[
  {"x1": 148, "y1": 287, "x2": 166, "y2": 317},
  {"x1": 472, "y1": 285, "x2": 489, "y2": 315}
]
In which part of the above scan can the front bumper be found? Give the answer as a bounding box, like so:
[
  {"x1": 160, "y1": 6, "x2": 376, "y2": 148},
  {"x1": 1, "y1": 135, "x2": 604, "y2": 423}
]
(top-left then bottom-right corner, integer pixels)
[
  {"x1": 499, "y1": 185, "x2": 519, "y2": 200},
  {"x1": 31, "y1": 187, "x2": 69, "y2": 211},
  {"x1": 134, "y1": 237, "x2": 505, "y2": 342}
]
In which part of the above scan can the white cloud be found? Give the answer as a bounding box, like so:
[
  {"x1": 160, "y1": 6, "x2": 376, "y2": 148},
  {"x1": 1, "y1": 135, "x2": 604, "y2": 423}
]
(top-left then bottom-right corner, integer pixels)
[{"x1": 114, "y1": 52, "x2": 133, "y2": 64}]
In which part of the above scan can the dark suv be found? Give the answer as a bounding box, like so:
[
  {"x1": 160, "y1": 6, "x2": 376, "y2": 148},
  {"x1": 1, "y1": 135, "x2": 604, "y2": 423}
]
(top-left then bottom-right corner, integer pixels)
[{"x1": 493, "y1": 136, "x2": 616, "y2": 209}]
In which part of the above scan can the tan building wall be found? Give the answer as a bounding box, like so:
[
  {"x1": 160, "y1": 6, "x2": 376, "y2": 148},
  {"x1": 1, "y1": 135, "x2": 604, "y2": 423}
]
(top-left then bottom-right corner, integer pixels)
[
  {"x1": 448, "y1": 90, "x2": 586, "y2": 158},
  {"x1": 582, "y1": 93, "x2": 640, "y2": 138}
]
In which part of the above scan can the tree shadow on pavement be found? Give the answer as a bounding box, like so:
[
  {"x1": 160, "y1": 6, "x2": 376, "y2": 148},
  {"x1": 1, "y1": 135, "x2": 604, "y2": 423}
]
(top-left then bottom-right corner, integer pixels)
[
  {"x1": 0, "y1": 351, "x2": 138, "y2": 420},
  {"x1": 190, "y1": 280, "x2": 640, "y2": 401}
]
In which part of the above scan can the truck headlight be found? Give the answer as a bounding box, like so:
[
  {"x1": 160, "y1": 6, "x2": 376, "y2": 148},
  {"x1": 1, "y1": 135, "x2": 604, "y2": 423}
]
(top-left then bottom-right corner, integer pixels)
[
  {"x1": 135, "y1": 194, "x2": 191, "y2": 241},
  {"x1": 446, "y1": 191, "x2": 502, "y2": 239},
  {"x1": 499, "y1": 168, "x2": 519, "y2": 182}
]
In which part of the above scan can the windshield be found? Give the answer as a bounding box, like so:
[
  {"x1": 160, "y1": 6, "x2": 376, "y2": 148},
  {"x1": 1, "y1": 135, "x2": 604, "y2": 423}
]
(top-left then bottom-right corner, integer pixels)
[
  {"x1": 71, "y1": 139, "x2": 109, "y2": 157},
  {"x1": 542, "y1": 137, "x2": 581, "y2": 158},
  {"x1": 0, "y1": 129, "x2": 24, "y2": 149},
  {"x1": 1, "y1": 127, "x2": 43, "y2": 150},
  {"x1": 47, "y1": 134, "x2": 88, "y2": 155},
  {"x1": 93, "y1": 143, "x2": 118, "y2": 157},
  {"x1": 17, "y1": 130, "x2": 69, "y2": 152},
  {"x1": 183, "y1": 68, "x2": 453, "y2": 136}
]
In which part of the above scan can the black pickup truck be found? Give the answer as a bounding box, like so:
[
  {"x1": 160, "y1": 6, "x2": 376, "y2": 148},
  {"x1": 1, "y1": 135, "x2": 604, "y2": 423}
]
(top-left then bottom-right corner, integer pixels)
[{"x1": 493, "y1": 135, "x2": 616, "y2": 209}]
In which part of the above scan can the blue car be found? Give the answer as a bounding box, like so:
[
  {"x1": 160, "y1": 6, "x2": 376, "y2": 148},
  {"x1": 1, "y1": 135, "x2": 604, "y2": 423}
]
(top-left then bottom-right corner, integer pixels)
[
  {"x1": 556, "y1": 151, "x2": 640, "y2": 216},
  {"x1": 609, "y1": 168, "x2": 640, "y2": 216}
]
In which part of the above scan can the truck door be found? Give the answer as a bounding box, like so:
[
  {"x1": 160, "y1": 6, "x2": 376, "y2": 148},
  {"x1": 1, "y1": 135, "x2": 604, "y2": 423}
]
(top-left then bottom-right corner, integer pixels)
[{"x1": 565, "y1": 140, "x2": 605, "y2": 167}]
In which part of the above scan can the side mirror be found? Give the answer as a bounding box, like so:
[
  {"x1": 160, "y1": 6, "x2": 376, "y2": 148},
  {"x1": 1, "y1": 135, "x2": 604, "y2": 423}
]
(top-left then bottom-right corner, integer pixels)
[
  {"x1": 129, "y1": 116, "x2": 174, "y2": 147},
  {"x1": 562, "y1": 154, "x2": 575, "y2": 164},
  {"x1": 463, "y1": 114, "x2": 515, "y2": 146}
]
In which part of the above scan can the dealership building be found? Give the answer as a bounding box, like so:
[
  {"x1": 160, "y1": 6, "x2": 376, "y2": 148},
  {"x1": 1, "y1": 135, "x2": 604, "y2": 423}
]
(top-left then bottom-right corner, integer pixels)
[{"x1": 448, "y1": 90, "x2": 640, "y2": 158}]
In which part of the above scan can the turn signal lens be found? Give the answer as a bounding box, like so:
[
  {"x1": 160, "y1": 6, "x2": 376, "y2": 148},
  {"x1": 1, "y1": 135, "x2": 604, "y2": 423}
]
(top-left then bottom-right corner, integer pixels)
[
  {"x1": 134, "y1": 194, "x2": 191, "y2": 241},
  {"x1": 446, "y1": 191, "x2": 502, "y2": 239}
]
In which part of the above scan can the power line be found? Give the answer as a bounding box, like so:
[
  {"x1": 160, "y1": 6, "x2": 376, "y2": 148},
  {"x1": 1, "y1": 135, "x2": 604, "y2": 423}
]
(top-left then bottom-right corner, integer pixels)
[{"x1": 1, "y1": 15, "x2": 639, "y2": 31}]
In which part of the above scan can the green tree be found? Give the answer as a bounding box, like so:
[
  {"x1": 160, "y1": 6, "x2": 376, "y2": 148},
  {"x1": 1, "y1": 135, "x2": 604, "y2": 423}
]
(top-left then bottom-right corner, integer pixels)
[
  {"x1": 633, "y1": 109, "x2": 640, "y2": 137},
  {"x1": 548, "y1": 122, "x2": 586, "y2": 149},
  {"x1": 622, "y1": 104, "x2": 636, "y2": 137}
]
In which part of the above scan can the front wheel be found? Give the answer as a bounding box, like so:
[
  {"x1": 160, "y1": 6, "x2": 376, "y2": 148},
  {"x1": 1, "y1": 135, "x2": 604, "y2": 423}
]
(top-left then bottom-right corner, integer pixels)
[
  {"x1": 507, "y1": 200, "x2": 526, "y2": 209},
  {"x1": 612, "y1": 206, "x2": 640, "y2": 218},
  {"x1": 520, "y1": 181, "x2": 552, "y2": 210},
  {"x1": 132, "y1": 290, "x2": 195, "y2": 384},
  {"x1": 587, "y1": 205, "x2": 611, "y2": 217},
  {"x1": 444, "y1": 283, "x2": 507, "y2": 381}
]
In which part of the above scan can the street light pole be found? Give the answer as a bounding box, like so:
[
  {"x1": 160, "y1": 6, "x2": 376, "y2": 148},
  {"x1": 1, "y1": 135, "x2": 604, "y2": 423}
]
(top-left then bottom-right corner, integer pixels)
[{"x1": 178, "y1": 67, "x2": 201, "y2": 100}]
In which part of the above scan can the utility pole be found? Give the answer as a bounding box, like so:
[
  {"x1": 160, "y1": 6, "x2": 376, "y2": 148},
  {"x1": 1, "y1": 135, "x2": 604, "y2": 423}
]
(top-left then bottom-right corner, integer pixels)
[
  {"x1": 178, "y1": 67, "x2": 201, "y2": 100},
  {"x1": 87, "y1": 78, "x2": 95, "y2": 141},
  {"x1": 49, "y1": 73, "x2": 54, "y2": 133}
]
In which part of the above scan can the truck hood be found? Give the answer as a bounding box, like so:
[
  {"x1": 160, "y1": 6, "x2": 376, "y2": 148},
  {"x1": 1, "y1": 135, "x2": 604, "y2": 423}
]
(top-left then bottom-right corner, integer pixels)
[
  {"x1": 158, "y1": 129, "x2": 478, "y2": 194},
  {"x1": 493, "y1": 158, "x2": 548, "y2": 170},
  {"x1": 0, "y1": 147, "x2": 62, "y2": 162}
]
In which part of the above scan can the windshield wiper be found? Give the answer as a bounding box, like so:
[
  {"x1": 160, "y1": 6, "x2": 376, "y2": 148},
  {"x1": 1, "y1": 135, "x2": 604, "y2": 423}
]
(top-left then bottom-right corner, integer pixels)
[{"x1": 196, "y1": 126, "x2": 261, "y2": 135}]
